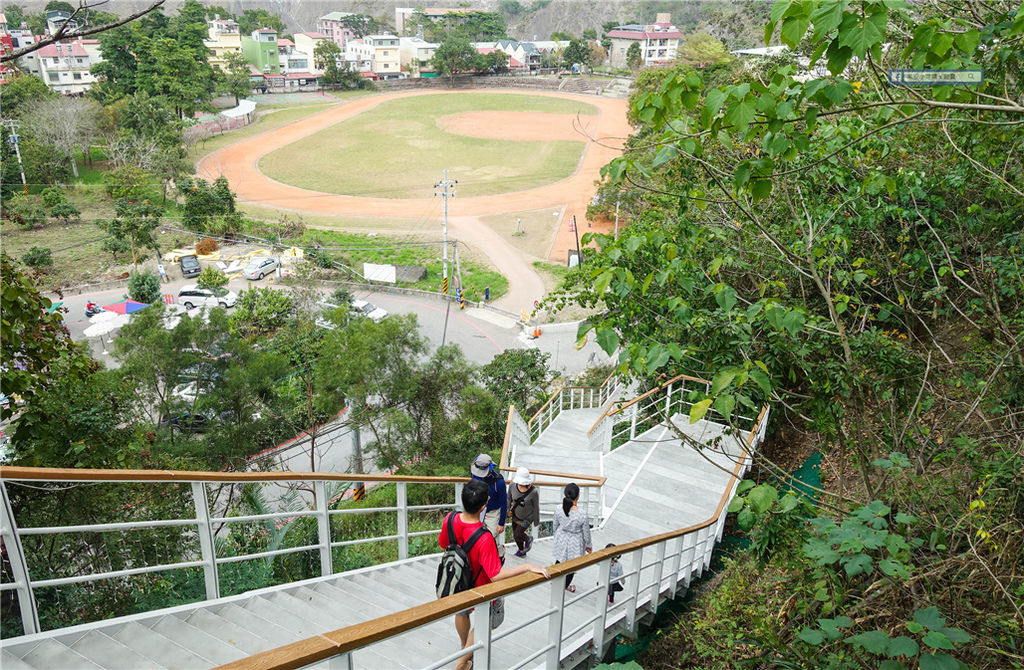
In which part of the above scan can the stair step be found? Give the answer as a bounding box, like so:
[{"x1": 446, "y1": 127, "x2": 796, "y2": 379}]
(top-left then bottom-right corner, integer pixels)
[
  {"x1": 65, "y1": 630, "x2": 165, "y2": 670},
  {"x1": 1, "y1": 650, "x2": 34, "y2": 670},
  {"x1": 184, "y1": 608, "x2": 281, "y2": 655},
  {"x1": 19, "y1": 639, "x2": 105, "y2": 670},
  {"x1": 111, "y1": 621, "x2": 212, "y2": 669},
  {"x1": 151, "y1": 615, "x2": 248, "y2": 665},
  {"x1": 211, "y1": 603, "x2": 298, "y2": 646},
  {"x1": 253, "y1": 592, "x2": 332, "y2": 635}
]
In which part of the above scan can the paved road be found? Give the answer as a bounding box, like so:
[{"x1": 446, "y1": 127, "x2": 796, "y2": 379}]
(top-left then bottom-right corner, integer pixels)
[{"x1": 58, "y1": 278, "x2": 612, "y2": 374}]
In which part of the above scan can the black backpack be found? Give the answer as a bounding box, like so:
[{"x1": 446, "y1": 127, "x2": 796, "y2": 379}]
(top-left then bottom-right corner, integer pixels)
[{"x1": 436, "y1": 512, "x2": 489, "y2": 598}]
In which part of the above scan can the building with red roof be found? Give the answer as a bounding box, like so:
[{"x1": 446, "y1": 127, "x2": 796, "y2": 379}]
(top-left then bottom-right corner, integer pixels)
[
  {"x1": 35, "y1": 39, "x2": 103, "y2": 93},
  {"x1": 606, "y1": 12, "x2": 683, "y2": 69}
]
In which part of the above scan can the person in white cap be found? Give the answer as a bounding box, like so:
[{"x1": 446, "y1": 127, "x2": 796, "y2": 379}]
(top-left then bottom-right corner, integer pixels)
[
  {"x1": 470, "y1": 453, "x2": 508, "y2": 561},
  {"x1": 507, "y1": 467, "x2": 540, "y2": 557}
]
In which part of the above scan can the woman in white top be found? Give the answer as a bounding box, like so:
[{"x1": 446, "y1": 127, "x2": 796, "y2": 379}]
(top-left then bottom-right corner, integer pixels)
[{"x1": 552, "y1": 482, "x2": 592, "y2": 592}]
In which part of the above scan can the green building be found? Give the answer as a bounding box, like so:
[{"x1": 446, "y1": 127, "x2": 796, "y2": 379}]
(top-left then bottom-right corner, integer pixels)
[{"x1": 241, "y1": 28, "x2": 280, "y2": 75}]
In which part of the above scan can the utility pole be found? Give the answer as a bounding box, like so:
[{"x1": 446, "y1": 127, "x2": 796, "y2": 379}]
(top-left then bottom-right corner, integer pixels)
[
  {"x1": 2, "y1": 119, "x2": 29, "y2": 195},
  {"x1": 434, "y1": 170, "x2": 456, "y2": 295}
]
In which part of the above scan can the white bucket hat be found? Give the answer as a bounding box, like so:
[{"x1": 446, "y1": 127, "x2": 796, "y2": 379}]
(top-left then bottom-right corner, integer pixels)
[{"x1": 512, "y1": 467, "x2": 533, "y2": 486}]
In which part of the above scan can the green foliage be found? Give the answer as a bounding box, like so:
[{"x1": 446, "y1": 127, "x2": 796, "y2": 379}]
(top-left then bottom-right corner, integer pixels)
[
  {"x1": 431, "y1": 36, "x2": 478, "y2": 85},
  {"x1": 418, "y1": 10, "x2": 506, "y2": 42},
  {"x1": 219, "y1": 51, "x2": 253, "y2": 103},
  {"x1": 103, "y1": 165, "x2": 153, "y2": 200},
  {"x1": 676, "y1": 32, "x2": 734, "y2": 67},
  {"x1": 49, "y1": 200, "x2": 81, "y2": 223},
  {"x1": 177, "y1": 176, "x2": 239, "y2": 233},
  {"x1": 306, "y1": 247, "x2": 335, "y2": 268},
  {"x1": 479, "y1": 348, "x2": 552, "y2": 415},
  {"x1": 562, "y1": 38, "x2": 591, "y2": 68},
  {"x1": 128, "y1": 270, "x2": 161, "y2": 304},
  {"x1": 21, "y1": 246, "x2": 53, "y2": 268},
  {"x1": 0, "y1": 72, "x2": 54, "y2": 119},
  {"x1": 0, "y1": 254, "x2": 90, "y2": 421},
  {"x1": 196, "y1": 266, "x2": 229, "y2": 292},
  {"x1": 39, "y1": 186, "x2": 66, "y2": 209},
  {"x1": 626, "y1": 41, "x2": 642, "y2": 69},
  {"x1": 236, "y1": 8, "x2": 286, "y2": 36},
  {"x1": 2, "y1": 194, "x2": 48, "y2": 228},
  {"x1": 229, "y1": 287, "x2": 295, "y2": 337},
  {"x1": 98, "y1": 197, "x2": 162, "y2": 265}
]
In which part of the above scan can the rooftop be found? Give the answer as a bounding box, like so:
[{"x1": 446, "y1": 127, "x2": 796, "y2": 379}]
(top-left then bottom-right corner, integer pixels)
[
  {"x1": 294, "y1": 31, "x2": 328, "y2": 39},
  {"x1": 35, "y1": 40, "x2": 89, "y2": 58},
  {"x1": 606, "y1": 28, "x2": 684, "y2": 40},
  {"x1": 319, "y1": 11, "x2": 354, "y2": 22}
]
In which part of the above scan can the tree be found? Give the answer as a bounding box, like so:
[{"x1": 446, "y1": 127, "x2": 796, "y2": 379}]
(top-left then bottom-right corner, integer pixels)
[
  {"x1": 220, "y1": 51, "x2": 252, "y2": 104},
  {"x1": 0, "y1": 72, "x2": 54, "y2": 118},
  {"x1": 0, "y1": 254, "x2": 91, "y2": 421},
  {"x1": 237, "y1": 9, "x2": 286, "y2": 36},
  {"x1": 196, "y1": 266, "x2": 229, "y2": 292},
  {"x1": 337, "y1": 14, "x2": 378, "y2": 38},
  {"x1": 550, "y1": 31, "x2": 574, "y2": 41},
  {"x1": 128, "y1": 269, "x2": 161, "y2": 303},
  {"x1": 626, "y1": 41, "x2": 642, "y2": 69},
  {"x1": 583, "y1": 29, "x2": 596, "y2": 40},
  {"x1": 560, "y1": 1, "x2": 1024, "y2": 663},
  {"x1": 562, "y1": 38, "x2": 590, "y2": 69},
  {"x1": 98, "y1": 198, "x2": 161, "y2": 266},
  {"x1": 675, "y1": 32, "x2": 734, "y2": 68},
  {"x1": 24, "y1": 96, "x2": 100, "y2": 178},
  {"x1": 479, "y1": 348, "x2": 552, "y2": 415},
  {"x1": 432, "y1": 36, "x2": 477, "y2": 86},
  {"x1": 229, "y1": 287, "x2": 295, "y2": 338},
  {"x1": 44, "y1": 1, "x2": 75, "y2": 13},
  {"x1": 177, "y1": 176, "x2": 239, "y2": 233}
]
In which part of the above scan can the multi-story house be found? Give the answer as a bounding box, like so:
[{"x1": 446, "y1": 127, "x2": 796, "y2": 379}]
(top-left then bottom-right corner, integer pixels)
[
  {"x1": 316, "y1": 11, "x2": 356, "y2": 49},
  {"x1": 204, "y1": 16, "x2": 242, "y2": 70},
  {"x1": 35, "y1": 39, "x2": 102, "y2": 94},
  {"x1": 242, "y1": 28, "x2": 281, "y2": 74},
  {"x1": 349, "y1": 35, "x2": 401, "y2": 79},
  {"x1": 293, "y1": 32, "x2": 328, "y2": 73},
  {"x1": 606, "y1": 13, "x2": 683, "y2": 69},
  {"x1": 398, "y1": 36, "x2": 438, "y2": 77}
]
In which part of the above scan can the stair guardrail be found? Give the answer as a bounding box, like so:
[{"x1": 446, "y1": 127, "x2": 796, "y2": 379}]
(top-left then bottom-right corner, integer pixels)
[
  {"x1": 215, "y1": 403, "x2": 771, "y2": 670},
  {"x1": 527, "y1": 373, "x2": 621, "y2": 443},
  {"x1": 587, "y1": 374, "x2": 760, "y2": 452}
]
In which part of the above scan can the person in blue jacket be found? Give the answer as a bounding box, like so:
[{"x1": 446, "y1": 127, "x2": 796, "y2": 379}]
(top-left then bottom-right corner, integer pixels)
[{"x1": 470, "y1": 453, "x2": 508, "y2": 562}]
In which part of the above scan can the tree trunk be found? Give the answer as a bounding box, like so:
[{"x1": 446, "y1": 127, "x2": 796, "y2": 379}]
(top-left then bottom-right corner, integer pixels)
[{"x1": 69, "y1": 152, "x2": 79, "y2": 178}]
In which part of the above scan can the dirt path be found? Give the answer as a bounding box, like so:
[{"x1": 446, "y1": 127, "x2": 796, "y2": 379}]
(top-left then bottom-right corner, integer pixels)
[{"x1": 196, "y1": 89, "x2": 631, "y2": 313}]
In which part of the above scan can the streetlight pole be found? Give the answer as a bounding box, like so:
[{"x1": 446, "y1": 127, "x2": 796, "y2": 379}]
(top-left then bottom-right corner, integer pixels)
[{"x1": 434, "y1": 170, "x2": 456, "y2": 295}]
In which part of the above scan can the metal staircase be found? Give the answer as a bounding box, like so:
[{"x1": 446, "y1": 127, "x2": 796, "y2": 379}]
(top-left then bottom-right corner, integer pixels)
[{"x1": 0, "y1": 375, "x2": 768, "y2": 669}]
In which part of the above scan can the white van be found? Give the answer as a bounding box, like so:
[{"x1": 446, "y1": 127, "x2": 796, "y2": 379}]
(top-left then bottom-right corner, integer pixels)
[{"x1": 177, "y1": 285, "x2": 238, "y2": 310}]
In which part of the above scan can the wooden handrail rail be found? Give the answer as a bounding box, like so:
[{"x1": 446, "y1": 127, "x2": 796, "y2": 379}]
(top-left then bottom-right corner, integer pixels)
[
  {"x1": 498, "y1": 404, "x2": 517, "y2": 470},
  {"x1": 497, "y1": 466, "x2": 605, "y2": 487},
  {"x1": 0, "y1": 466, "x2": 471, "y2": 484},
  {"x1": 218, "y1": 400, "x2": 772, "y2": 670}
]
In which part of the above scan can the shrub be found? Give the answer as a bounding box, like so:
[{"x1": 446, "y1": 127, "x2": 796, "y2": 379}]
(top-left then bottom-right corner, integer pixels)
[
  {"x1": 40, "y1": 186, "x2": 66, "y2": 208},
  {"x1": 128, "y1": 270, "x2": 161, "y2": 304},
  {"x1": 22, "y1": 246, "x2": 53, "y2": 267},
  {"x1": 330, "y1": 287, "x2": 353, "y2": 306},
  {"x1": 2, "y1": 195, "x2": 48, "y2": 228},
  {"x1": 229, "y1": 287, "x2": 295, "y2": 337},
  {"x1": 50, "y1": 200, "x2": 81, "y2": 223},
  {"x1": 196, "y1": 266, "x2": 229, "y2": 292},
  {"x1": 103, "y1": 165, "x2": 152, "y2": 201},
  {"x1": 195, "y1": 237, "x2": 218, "y2": 255},
  {"x1": 101, "y1": 237, "x2": 131, "y2": 261},
  {"x1": 307, "y1": 247, "x2": 334, "y2": 268}
]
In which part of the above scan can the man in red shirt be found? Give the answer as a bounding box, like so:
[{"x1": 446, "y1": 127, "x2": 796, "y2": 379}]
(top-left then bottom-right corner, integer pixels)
[{"x1": 439, "y1": 479, "x2": 549, "y2": 670}]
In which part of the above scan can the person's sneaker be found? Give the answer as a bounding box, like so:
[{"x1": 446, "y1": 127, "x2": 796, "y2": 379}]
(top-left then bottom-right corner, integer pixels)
[{"x1": 514, "y1": 549, "x2": 526, "y2": 558}]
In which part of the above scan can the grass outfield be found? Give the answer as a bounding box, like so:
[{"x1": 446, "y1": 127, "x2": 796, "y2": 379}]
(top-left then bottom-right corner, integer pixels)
[{"x1": 259, "y1": 93, "x2": 598, "y2": 199}]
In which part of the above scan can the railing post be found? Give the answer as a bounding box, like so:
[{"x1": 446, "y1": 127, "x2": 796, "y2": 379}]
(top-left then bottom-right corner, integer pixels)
[
  {"x1": 591, "y1": 557, "x2": 612, "y2": 661},
  {"x1": 191, "y1": 482, "x2": 220, "y2": 600},
  {"x1": 546, "y1": 576, "x2": 566, "y2": 667},
  {"x1": 315, "y1": 481, "x2": 333, "y2": 576},
  {"x1": 679, "y1": 530, "x2": 697, "y2": 588},
  {"x1": 624, "y1": 547, "x2": 643, "y2": 636},
  {"x1": 630, "y1": 405, "x2": 637, "y2": 439},
  {"x1": 666, "y1": 535, "x2": 683, "y2": 598},
  {"x1": 664, "y1": 383, "x2": 673, "y2": 418},
  {"x1": 0, "y1": 481, "x2": 40, "y2": 634},
  {"x1": 397, "y1": 482, "x2": 409, "y2": 560},
  {"x1": 647, "y1": 542, "x2": 665, "y2": 614},
  {"x1": 454, "y1": 482, "x2": 464, "y2": 512},
  {"x1": 473, "y1": 597, "x2": 493, "y2": 668}
]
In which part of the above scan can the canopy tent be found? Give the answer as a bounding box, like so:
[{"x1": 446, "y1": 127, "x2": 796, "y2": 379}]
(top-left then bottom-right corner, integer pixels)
[{"x1": 102, "y1": 300, "x2": 150, "y2": 314}]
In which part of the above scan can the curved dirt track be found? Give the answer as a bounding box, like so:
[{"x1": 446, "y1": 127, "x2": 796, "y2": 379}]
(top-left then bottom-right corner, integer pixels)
[{"x1": 197, "y1": 89, "x2": 632, "y2": 311}]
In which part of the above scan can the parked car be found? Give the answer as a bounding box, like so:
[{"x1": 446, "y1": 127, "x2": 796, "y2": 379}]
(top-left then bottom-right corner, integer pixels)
[
  {"x1": 178, "y1": 285, "x2": 238, "y2": 310},
  {"x1": 159, "y1": 411, "x2": 214, "y2": 433},
  {"x1": 179, "y1": 254, "x2": 201, "y2": 279},
  {"x1": 242, "y1": 257, "x2": 280, "y2": 280},
  {"x1": 351, "y1": 299, "x2": 388, "y2": 323}
]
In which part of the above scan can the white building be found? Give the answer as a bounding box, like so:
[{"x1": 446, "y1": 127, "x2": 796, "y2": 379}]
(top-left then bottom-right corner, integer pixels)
[
  {"x1": 347, "y1": 35, "x2": 401, "y2": 79},
  {"x1": 294, "y1": 32, "x2": 329, "y2": 73},
  {"x1": 399, "y1": 36, "x2": 438, "y2": 77},
  {"x1": 605, "y1": 13, "x2": 683, "y2": 69},
  {"x1": 35, "y1": 39, "x2": 102, "y2": 94}
]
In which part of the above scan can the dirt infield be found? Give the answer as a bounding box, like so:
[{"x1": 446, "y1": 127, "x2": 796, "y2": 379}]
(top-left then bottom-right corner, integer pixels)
[
  {"x1": 435, "y1": 110, "x2": 592, "y2": 142},
  {"x1": 196, "y1": 89, "x2": 631, "y2": 312}
]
